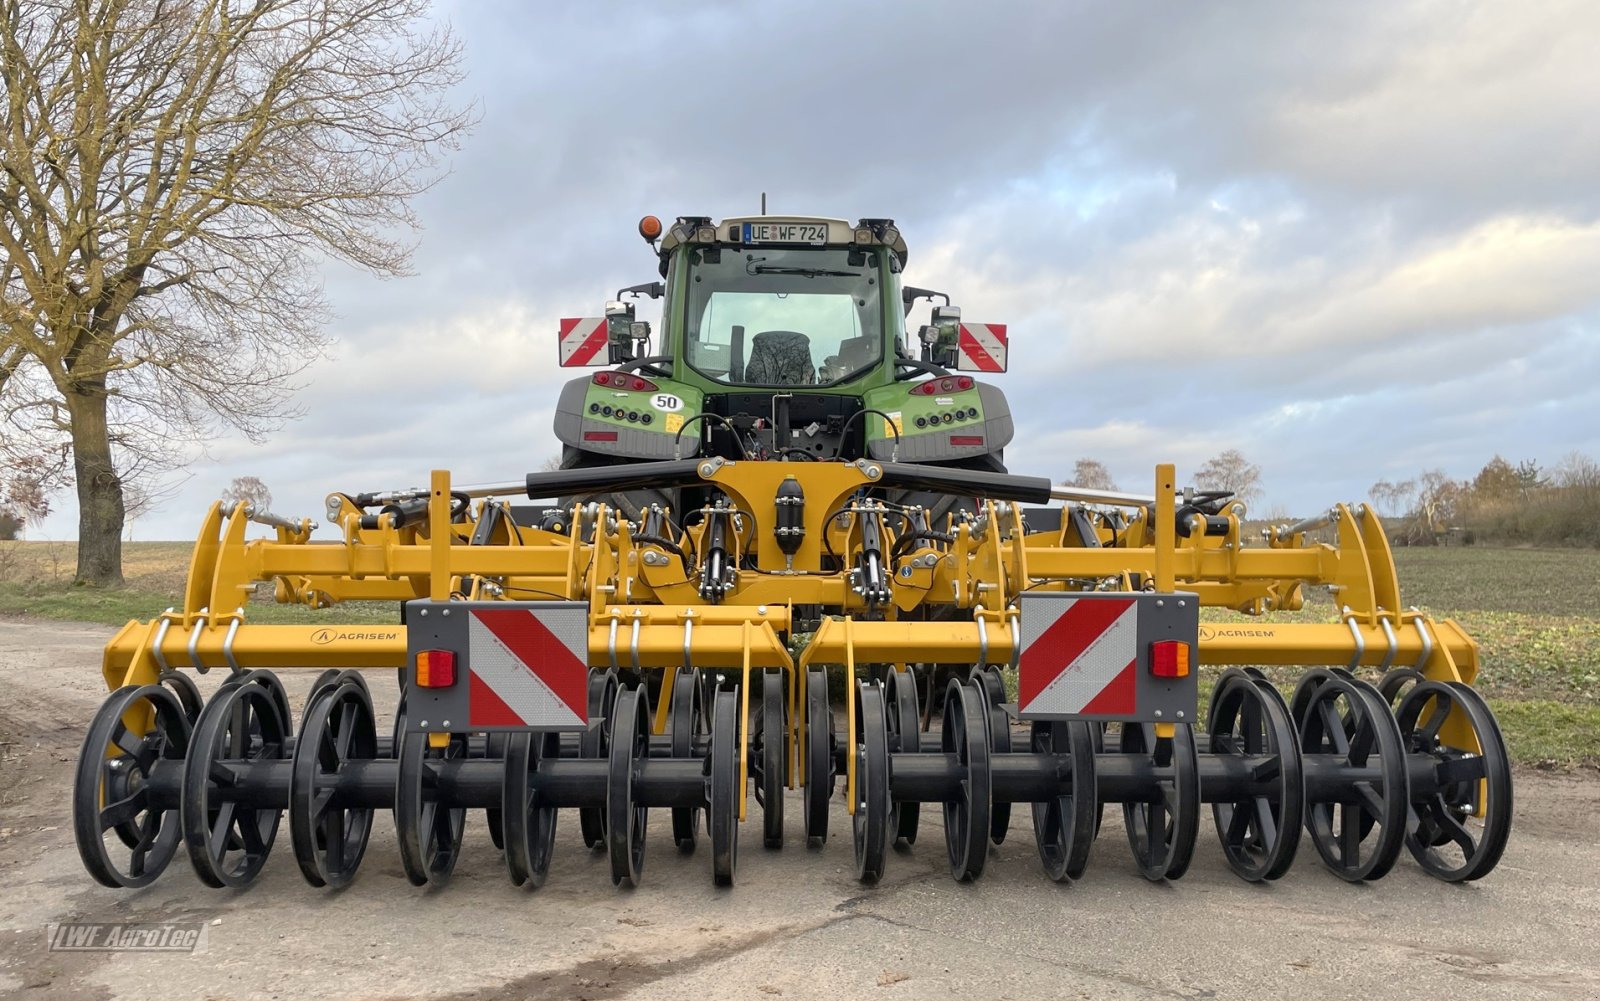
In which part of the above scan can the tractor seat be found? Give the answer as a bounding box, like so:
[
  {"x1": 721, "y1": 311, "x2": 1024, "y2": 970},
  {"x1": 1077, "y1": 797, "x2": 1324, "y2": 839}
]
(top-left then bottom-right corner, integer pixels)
[{"x1": 743, "y1": 330, "x2": 816, "y2": 386}]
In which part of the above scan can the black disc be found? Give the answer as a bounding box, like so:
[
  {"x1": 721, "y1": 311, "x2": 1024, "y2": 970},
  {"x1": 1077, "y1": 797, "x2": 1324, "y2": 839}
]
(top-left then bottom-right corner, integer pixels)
[
  {"x1": 305, "y1": 668, "x2": 344, "y2": 713},
  {"x1": 803, "y1": 667, "x2": 834, "y2": 848},
  {"x1": 73, "y1": 684, "x2": 191, "y2": 888},
  {"x1": 884, "y1": 668, "x2": 921, "y2": 847},
  {"x1": 758, "y1": 669, "x2": 787, "y2": 849},
  {"x1": 1377, "y1": 667, "x2": 1427, "y2": 708},
  {"x1": 852, "y1": 682, "x2": 891, "y2": 883},
  {"x1": 578, "y1": 669, "x2": 618, "y2": 851},
  {"x1": 1120, "y1": 721, "x2": 1201, "y2": 881},
  {"x1": 709, "y1": 688, "x2": 740, "y2": 886},
  {"x1": 607, "y1": 687, "x2": 650, "y2": 887},
  {"x1": 1288, "y1": 667, "x2": 1340, "y2": 728},
  {"x1": 1296, "y1": 675, "x2": 1409, "y2": 881},
  {"x1": 290, "y1": 677, "x2": 378, "y2": 888},
  {"x1": 181, "y1": 679, "x2": 289, "y2": 887},
  {"x1": 159, "y1": 670, "x2": 203, "y2": 723},
  {"x1": 972, "y1": 666, "x2": 1012, "y2": 845},
  {"x1": 941, "y1": 679, "x2": 992, "y2": 882},
  {"x1": 394, "y1": 727, "x2": 468, "y2": 887},
  {"x1": 483, "y1": 732, "x2": 507, "y2": 852},
  {"x1": 1395, "y1": 681, "x2": 1513, "y2": 882},
  {"x1": 502, "y1": 730, "x2": 559, "y2": 889},
  {"x1": 669, "y1": 670, "x2": 705, "y2": 853},
  {"x1": 224, "y1": 669, "x2": 292, "y2": 747},
  {"x1": 1030, "y1": 719, "x2": 1097, "y2": 882},
  {"x1": 1207, "y1": 669, "x2": 1304, "y2": 882}
]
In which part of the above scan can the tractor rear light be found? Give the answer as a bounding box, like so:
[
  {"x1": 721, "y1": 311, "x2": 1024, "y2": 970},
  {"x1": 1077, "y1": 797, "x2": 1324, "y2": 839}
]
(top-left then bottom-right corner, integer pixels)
[
  {"x1": 583, "y1": 430, "x2": 619, "y2": 442},
  {"x1": 911, "y1": 375, "x2": 976, "y2": 396},
  {"x1": 415, "y1": 650, "x2": 456, "y2": 688},
  {"x1": 592, "y1": 372, "x2": 658, "y2": 393},
  {"x1": 1150, "y1": 640, "x2": 1191, "y2": 679}
]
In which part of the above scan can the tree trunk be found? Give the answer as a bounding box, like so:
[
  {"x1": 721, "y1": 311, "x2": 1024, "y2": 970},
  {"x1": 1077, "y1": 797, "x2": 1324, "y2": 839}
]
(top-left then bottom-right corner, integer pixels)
[{"x1": 68, "y1": 383, "x2": 125, "y2": 586}]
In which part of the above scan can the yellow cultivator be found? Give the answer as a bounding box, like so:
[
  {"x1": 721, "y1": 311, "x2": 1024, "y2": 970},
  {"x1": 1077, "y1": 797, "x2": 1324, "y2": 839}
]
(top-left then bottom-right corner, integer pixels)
[{"x1": 75, "y1": 213, "x2": 1510, "y2": 893}]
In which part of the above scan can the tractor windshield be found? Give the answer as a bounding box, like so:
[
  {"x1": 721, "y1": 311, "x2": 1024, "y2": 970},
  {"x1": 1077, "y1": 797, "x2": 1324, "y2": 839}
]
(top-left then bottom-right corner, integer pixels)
[{"x1": 682, "y1": 246, "x2": 884, "y2": 388}]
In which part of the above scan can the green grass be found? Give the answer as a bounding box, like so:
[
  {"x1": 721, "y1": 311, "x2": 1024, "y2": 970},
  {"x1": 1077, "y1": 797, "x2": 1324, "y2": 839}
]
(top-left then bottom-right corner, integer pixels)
[{"x1": 0, "y1": 540, "x2": 394, "y2": 625}]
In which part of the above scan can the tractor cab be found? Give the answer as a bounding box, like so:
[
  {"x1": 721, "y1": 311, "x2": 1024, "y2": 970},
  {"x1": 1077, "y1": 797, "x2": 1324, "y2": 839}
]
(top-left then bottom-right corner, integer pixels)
[{"x1": 552, "y1": 214, "x2": 1013, "y2": 484}]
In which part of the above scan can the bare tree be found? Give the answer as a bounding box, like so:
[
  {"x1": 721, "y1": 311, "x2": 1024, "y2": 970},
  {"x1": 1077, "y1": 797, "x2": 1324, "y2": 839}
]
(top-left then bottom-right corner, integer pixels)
[
  {"x1": 220, "y1": 475, "x2": 272, "y2": 513},
  {"x1": 1554, "y1": 451, "x2": 1600, "y2": 489},
  {"x1": 1368, "y1": 478, "x2": 1417, "y2": 520},
  {"x1": 0, "y1": 0, "x2": 473, "y2": 584},
  {"x1": 1065, "y1": 458, "x2": 1118, "y2": 492},
  {"x1": 1194, "y1": 449, "x2": 1262, "y2": 503}
]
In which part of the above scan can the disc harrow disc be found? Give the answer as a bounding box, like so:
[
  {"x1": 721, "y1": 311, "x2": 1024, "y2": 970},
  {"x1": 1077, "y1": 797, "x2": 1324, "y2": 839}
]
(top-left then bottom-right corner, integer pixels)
[
  {"x1": 941, "y1": 679, "x2": 992, "y2": 882},
  {"x1": 1297, "y1": 675, "x2": 1409, "y2": 881},
  {"x1": 1030, "y1": 719, "x2": 1097, "y2": 882},
  {"x1": 483, "y1": 732, "x2": 507, "y2": 852},
  {"x1": 607, "y1": 686, "x2": 650, "y2": 887},
  {"x1": 182, "y1": 676, "x2": 289, "y2": 887},
  {"x1": 1377, "y1": 668, "x2": 1427, "y2": 708},
  {"x1": 159, "y1": 670, "x2": 203, "y2": 723},
  {"x1": 709, "y1": 688, "x2": 740, "y2": 886},
  {"x1": 669, "y1": 669, "x2": 706, "y2": 853},
  {"x1": 803, "y1": 668, "x2": 834, "y2": 848},
  {"x1": 757, "y1": 669, "x2": 787, "y2": 849},
  {"x1": 973, "y1": 666, "x2": 1012, "y2": 845},
  {"x1": 1120, "y1": 721, "x2": 1200, "y2": 881},
  {"x1": 884, "y1": 668, "x2": 921, "y2": 847},
  {"x1": 1396, "y1": 681, "x2": 1513, "y2": 882},
  {"x1": 73, "y1": 684, "x2": 191, "y2": 888},
  {"x1": 852, "y1": 682, "x2": 891, "y2": 883},
  {"x1": 290, "y1": 675, "x2": 378, "y2": 888},
  {"x1": 1207, "y1": 668, "x2": 1303, "y2": 882},
  {"x1": 395, "y1": 727, "x2": 468, "y2": 887},
  {"x1": 578, "y1": 669, "x2": 619, "y2": 851},
  {"x1": 502, "y1": 729, "x2": 559, "y2": 889}
]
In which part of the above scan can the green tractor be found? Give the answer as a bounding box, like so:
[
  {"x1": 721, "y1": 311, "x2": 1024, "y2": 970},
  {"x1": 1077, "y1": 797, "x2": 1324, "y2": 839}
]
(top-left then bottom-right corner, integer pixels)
[{"x1": 552, "y1": 214, "x2": 1014, "y2": 521}]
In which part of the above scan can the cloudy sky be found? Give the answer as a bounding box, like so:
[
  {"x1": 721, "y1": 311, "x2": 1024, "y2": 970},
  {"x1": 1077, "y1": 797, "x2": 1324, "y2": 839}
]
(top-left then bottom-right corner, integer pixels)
[{"x1": 37, "y1": 0, "x2": 1600, "y2": 539}]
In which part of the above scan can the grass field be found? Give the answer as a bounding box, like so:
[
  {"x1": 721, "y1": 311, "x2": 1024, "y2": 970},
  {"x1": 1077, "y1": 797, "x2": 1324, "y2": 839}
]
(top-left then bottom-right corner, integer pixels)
[{"x1": 2, "y1": 539, "x2": 1596, "y2": 766}]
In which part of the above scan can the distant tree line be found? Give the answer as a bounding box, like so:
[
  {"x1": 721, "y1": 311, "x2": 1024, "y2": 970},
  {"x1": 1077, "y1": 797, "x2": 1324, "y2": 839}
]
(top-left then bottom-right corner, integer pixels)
[{"x1": 1371, "y1": 452, "x2": 1600, "y2": 547}]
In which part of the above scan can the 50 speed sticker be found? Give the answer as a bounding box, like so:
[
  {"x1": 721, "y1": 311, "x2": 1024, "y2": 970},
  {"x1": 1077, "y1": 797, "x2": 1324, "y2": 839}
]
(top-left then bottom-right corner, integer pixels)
[{"x1": 653, "y1": 393, "x2": 682, "y2": 412}]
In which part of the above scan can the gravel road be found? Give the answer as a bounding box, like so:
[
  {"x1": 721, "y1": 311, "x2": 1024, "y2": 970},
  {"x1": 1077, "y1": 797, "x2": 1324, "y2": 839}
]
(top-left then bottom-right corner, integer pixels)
[{"x1": 2, "y1": 618, "x2": 1596, "y2": 1001}]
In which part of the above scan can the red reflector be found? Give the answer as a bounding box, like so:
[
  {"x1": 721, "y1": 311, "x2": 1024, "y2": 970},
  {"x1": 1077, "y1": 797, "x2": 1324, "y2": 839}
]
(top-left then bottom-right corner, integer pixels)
[
  {"x1": 416, "y1": 649, "x2": 456, "y2": 688},
  {"x1": 950, "y1": 435, "x2": 984, "y2": 446},
  {"x1": 1150, "y1": 640, "x2": 1190, "y2": 678},
  {"x1": 583, "y1": 430, "x2": 619, "y2": 442}
]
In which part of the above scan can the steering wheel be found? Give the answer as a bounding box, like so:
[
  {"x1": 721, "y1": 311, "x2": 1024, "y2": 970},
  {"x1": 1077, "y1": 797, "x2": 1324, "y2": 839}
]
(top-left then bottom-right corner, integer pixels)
[
  {"x1": 615, "y1": 355, "x2": 673, "y2": 378},
  {"x1": 894, "y1": 357, "x2": 953, "y2": 380}
]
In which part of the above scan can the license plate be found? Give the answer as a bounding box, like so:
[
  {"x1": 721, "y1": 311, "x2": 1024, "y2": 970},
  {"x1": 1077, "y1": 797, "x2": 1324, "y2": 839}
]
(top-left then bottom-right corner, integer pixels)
[{"x1": 742, "y1": 221, "x2": 828, "y2": 245}]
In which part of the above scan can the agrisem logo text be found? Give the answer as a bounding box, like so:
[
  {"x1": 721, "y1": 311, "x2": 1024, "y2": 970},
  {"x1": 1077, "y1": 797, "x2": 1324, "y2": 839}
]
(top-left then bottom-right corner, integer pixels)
[{"x1": 311, "y1": 628, "x2": 400, "y2": 645}]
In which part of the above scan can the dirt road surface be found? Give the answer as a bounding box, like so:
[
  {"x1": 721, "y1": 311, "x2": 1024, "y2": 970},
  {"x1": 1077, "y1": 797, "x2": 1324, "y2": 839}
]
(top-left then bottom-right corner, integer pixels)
[{"x1": 2, "y1": 618, "x2": 1596, "y2": 1001}]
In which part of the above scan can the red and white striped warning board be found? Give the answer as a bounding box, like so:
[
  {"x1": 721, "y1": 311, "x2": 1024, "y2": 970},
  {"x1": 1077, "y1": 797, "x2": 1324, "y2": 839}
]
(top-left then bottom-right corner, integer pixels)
[
  {"x1": 466, "y1": 607, "x2": 588, "y2": 727},
  {"x1": 957, "y1": 323, "x2": 1008, "y2": 372},
  {"x1": 1018, "y1": 596, "x2": 1138, "y2": 716},
  {"x1": 558, "y1": 317, "x2": 608, "y2": 367}
]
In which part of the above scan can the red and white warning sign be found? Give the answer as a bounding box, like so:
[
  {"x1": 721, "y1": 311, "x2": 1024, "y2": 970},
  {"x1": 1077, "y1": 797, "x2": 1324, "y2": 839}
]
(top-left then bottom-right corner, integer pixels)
[
  {"x1": 1018, "y1": 596, "x2": 1138, "y2": 716},
  {"x1": 466, "y1": 607, "x2": 589, "y2": 727},
  {"x1": 957, "y1": 323, "x2": 1008, "y2": 373},
  {"x1": 558, "y1": 317, "x2": 608, "y2": 367}
]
